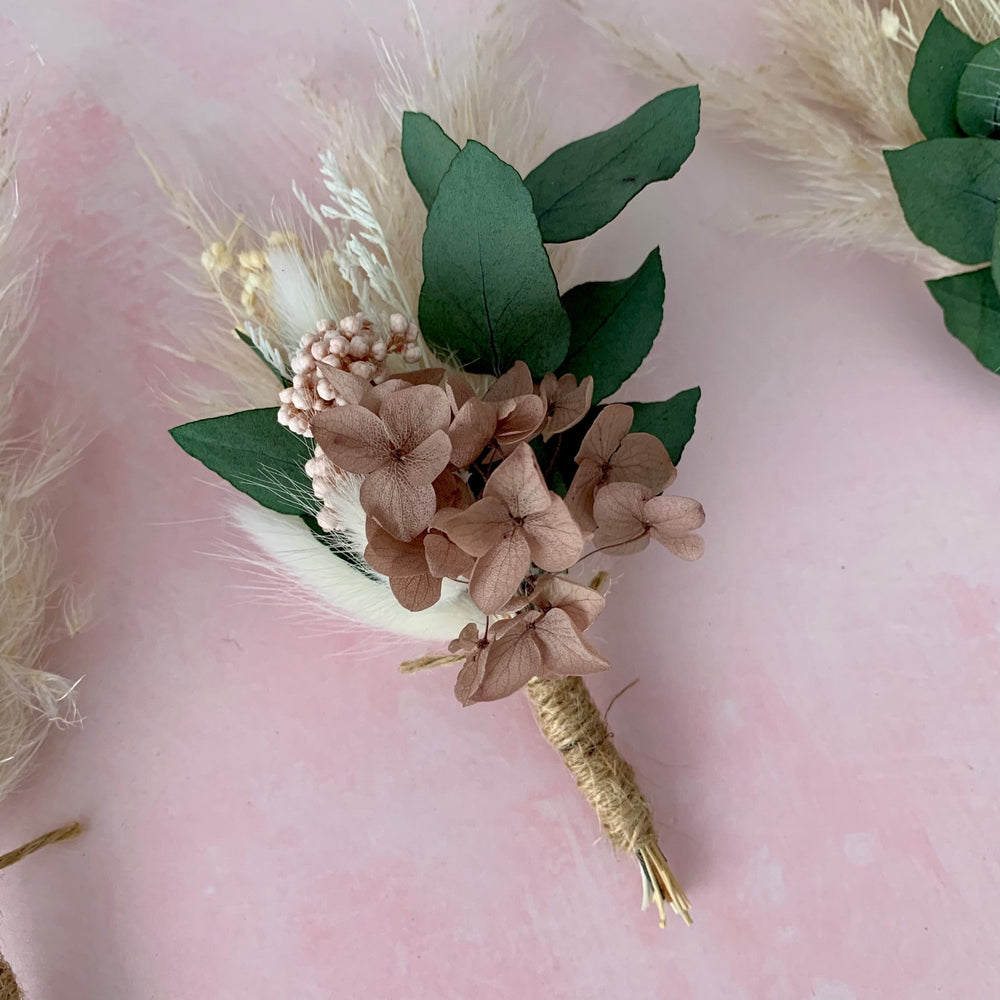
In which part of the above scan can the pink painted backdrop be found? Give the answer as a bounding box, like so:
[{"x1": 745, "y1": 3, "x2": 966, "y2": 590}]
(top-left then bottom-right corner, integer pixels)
[{"x1": 1, "y1": 1, "x2": 998, "y2": 997}]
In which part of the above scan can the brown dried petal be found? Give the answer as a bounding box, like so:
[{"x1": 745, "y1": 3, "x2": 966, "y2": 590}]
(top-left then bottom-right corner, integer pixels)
[
  {"x1": 522, "y1": 493, "x2": 584, "y2": 571},
  {"x1": 540, "y1": 373, "x2": 593, "y2": 441},
  {"x1": 386, "y1": 368, "x2": 447, "y2": 387},
  {"x1": 493, "y1": 394, "x2": 546, "y2": 452},
  {"x1": 533, "y1": 608, "x2": 610, "y2": 678},
  {"x1": 483, "y1": 360, "x2": 534, "y2": 403},
  {"x1": 468, "y1": 530, "x2": 532, "y2": 614},
  {"x1": 361, "y1": 467, "x2": 437, "y2": 541},
  {"x1": 575, "y1": 403, "x2": 632, "y2": 465},
  {"x1": 454, "y1": 652, "x2": 488, "y2": 706},
  {"x1": 389, "y1": 572, "x2": 443, "y2": 612},
  {"x1": 399, "y1": 430, "x2": 453, "y2": 487},
  {"x1": 592, "y1": 482, "x2": 652, "y2": 555},
  {"x1": 483, "y1": 444, "x2": 551, "y2": 519},
  {"x1": 434, "y1": 497, "x2": 510, "y2": 557},
  {"x1": 473, "y1": 610, "x2": 543, "y2": 701},
  {"x1": 424, "y1": 531, "x2": 475, "y2": 580},
  {"x1": 311, "y1": 405, "x2": 391, "y2": 475},
  {"x1": 535, "y1": 576, "x2": 605, "y2": 631},
  {"x1": 563, "y1": 460, "x2": 604, "y2": 534},
  {"x1": 445, "y1": 374, "x2": 477, "y2": 412},
  {"x1": 364, "y1": 522, "x2": 431, "y2": 578},
  {"x1": 609, "y1": 432, "x2": 676, "y2": 493},
  {"x1": 379, "y1": 384, "x2": 452, "y2": 451},
  {"x1": 449, "y1": 622, "x2": 481, "y2": 655},
  {"x1": 448, "y1": 397, "x2": 497, "y2": 467}
]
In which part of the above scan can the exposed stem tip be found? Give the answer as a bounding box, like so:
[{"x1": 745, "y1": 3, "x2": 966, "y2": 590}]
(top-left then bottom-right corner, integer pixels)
[
  {"x1": 525, "y1": 675, "x2": 691, "y2": 927},
  {"x1": 0, "y1": 820, "x2": 83, "y2": 871}
]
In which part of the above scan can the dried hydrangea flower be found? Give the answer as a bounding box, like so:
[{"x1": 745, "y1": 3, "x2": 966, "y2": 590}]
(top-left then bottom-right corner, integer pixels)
[
  {"x1": 449, "y1": 623, "x2": 493, "y2": 706},
  {"x1": 436, "y1": 444, "x2": 583, "y2": 614},
  {"x1": 481, "y1": 361, "x2": 547, "y2": 454},
  {"x1": 311, "y1": 384, "x2": 452, "y2": 540},
  {"x1": 538, "y1": 373, "x2": 594, "y2": 441},
  {"x1": 592, "y1": 481, "x2": 705, "y2": 560},
  {"x1": 566, "y1": 403, "x2": 676, "y2": 532},
  {"x1": 364, "y1": 522, "x2": 442, "y2": 611}
]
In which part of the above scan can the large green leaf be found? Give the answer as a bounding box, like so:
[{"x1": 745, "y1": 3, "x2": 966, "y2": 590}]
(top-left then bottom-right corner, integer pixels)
[
  {"x1": 170, "y1": 407, "x2": 315, "y2": 516},
  {"x1": 524, "y1": 86, "x2": 700, "y2": 243},
  {"x1": 926, "y1": 267, "x2": 1000, "y2": 373},
  {"x1": 908, "y1": 11, "x2": 981, "y2": 138},
  {"x1": 418, "y1": 140, "x2": 570, "y2": 376},
  {"x1": 885, "y1": 138, "x2": 1000, "y2": 264},
  {"x1": 559, "y1": 248, "x2": 665, "y2": 401},
  {"x1": 956, "y1": 38, "x2": 1000, "y2": 138},
  {"x1": 401, "y1": 111, "x2": 460, "y2": 210},
  {"x1": 625, "y1": 387, "x2": 701, "y2": 465}
]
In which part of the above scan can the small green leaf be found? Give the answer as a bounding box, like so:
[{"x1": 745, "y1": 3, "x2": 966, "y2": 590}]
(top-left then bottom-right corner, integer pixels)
[
  {"x1": 559, "y1": 248, "x2": 665, "y2": 402},
  {"x1": 170, "y1": 407, "x2": 314, "y2": 516},
  {"x1": 956, "y1": 38, "x2": 1000, "y2": 138},
  {"x1": 418, "y1": 140, "x2": 571, "y2": 376},
  {"x1": 524, "y1": 86, "x2": 700, "y2": 243},
  {"x1": 236, "y1": 330, "x2": 290, "y2": 387},
  {"x1": 908, "y1": 11, "x2": 980, "y2": 138},
  {"x1": 927, "y1": 267, "x2": 1000, "y2": 373},
  {"x1": 885, "y1": 138, "x2": 1000, "y2": 264},
  {"x1": 401, "y1": 111, "x2": 460, "y2": 209},
  {"x1": 625, "y1": 387, "x2": 701, "y2": 464}
]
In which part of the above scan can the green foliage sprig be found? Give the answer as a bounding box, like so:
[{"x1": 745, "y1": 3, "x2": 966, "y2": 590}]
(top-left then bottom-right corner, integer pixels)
[{"x1": 888, "y1": 11, "x2": 1000, "y2": 373}]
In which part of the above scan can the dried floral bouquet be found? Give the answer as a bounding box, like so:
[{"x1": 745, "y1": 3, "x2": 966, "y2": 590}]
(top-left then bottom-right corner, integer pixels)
[{"x1": 169, "y1": 64, "x2": 705, "y2": 922}]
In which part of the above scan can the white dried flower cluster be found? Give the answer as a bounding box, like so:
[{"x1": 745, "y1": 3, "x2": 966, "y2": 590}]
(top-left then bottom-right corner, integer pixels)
[{"x1": 277, "y1": 312, "x2": 420, "y2": 436}]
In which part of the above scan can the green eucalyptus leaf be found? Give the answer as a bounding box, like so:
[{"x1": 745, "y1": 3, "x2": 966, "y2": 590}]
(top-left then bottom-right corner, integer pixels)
[
  {"x1": 908, "y1": 11, "x2": 981, "y2": 138},
  {"x1": 418, "y1": 140, "x2": 570, "y2": 376},
  {"x1": 927, "y1": 267, "x2": 1000, "y2": 373},
  {"x1": 169, "y1": 407, "x2": 314, "y2": 516},
  {"x1": 625, "y1": 387, "x2": 701, "y2": 465},
  {"x1": 885, "y1": 138, "x2": 1000, "y2": 264},
  {"x1": 401, "y1": 111, "x2": 460, "y2": 209},
  {"x1": 956, "y1": 38, "x2": 1000, "y2": 138},
  {"x1": 559, "y1": 248, "x2": 665, "y2": 402},
  {"x1": 236, "y1": 330, "x2": 291, "y2": 387},
  {"x1": 524, "y1": 86, "x2": 700, "y2": 243}
]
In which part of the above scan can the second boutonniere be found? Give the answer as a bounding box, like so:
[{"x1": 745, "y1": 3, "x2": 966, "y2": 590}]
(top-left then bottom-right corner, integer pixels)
[{"x1": 169, "y1": 77, "x2": 704, "y2": 925}]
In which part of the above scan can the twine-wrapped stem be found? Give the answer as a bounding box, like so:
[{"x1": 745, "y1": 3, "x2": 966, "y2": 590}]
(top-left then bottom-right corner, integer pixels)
[
  {"x1": 0, "y1": 821, "x2": 83, "y2": 1000},
  {"x1": 525, "y1": 676, "x2": 691, "y2": 927}
]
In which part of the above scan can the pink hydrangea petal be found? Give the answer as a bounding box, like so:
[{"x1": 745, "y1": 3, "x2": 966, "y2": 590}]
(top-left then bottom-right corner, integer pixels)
[
  {"x1": 379, "y1": 384, "x2": 452, "y2": 451},
  {"x1": 434, "y1": 497, "x2": 510, "y2": 557},
  {"x1": 315, "y1": 364, "x2": 369, "y2": 405},
  {"x1": 454, "y1": 651, "x2": 488, "y2": 706},
  {"x1": 592, "y1": 481, "x2": 652, "y2": 554},
  {"x1": 541, "y1": 374, "x2": 593, "y2": 440},
  {"x1": 445, "y1": 374, "x2": 477, "y2": 412},
  {"x1": 533, "y1": 608, "x2": 610, "y2": 678},
  {"x1": 483, "y1": 443, "x2": 551, "y2": 518},
  {"x1": 474, "y1": 612, "x2": 543, "y2": 701},
  {"x1": 363, "y1": 523, "x2": 430, "y2": 577},
  {"x1": 389, "y1": 572, "x2": 442, "y2": 612},
  {"x1": 386, "y1": 368, "x2": 447, "y2": 387},
  {"x1": 448, "y1": 397, "x2": 497, "y2": 467},
  {"x1": 311, "y1": 404, "x2": 391, "y2": 475},
  {"x1": 483, "y1": 360, "x2": 534, "y2": 403},
  {"x1": 360, "y1": 466, "x2": 437, "y2": 541},
  {"x1": 362, "y1": 379, "x2": 408, "y2": 414},
  {"x1": 535, "y1": 576, "x2": 605, "y2": 631},
  {"x1": 432, "y1": 470, "x2": 473, "y2": 511},
  {"x1": 653, "y1": 530, "x2": 706, "y2": 561},
  {"x1": 575, "y1": 403, "x2": 632, "y2": 464},
  {"x1": 523, "y1": 494, "x2": 583, "y2": 571},
  {"x1": 400, "y1": 429, "x2": 453, "y2": 486},
  {"x1": 494, "y1": 394, "x2": 546, "y2": 450},
  {"x1": 468, "y1": 530, "x2": 532, "y2": 614},
  {"x1": 424, "y1": 531, "x2": 476, "y2": 580},
  {"x1": 644, "y1": 494, "x2": 706, "y2": 534},
  {"x1": 564, "y1": 460, "x2": 604, "y2": 533},
  {"x1": 448, "y1": 622, "x2": 481, "y2": 654},
  {"x1": 609, "y1": 432, "x2": 676, "y2": 492}
]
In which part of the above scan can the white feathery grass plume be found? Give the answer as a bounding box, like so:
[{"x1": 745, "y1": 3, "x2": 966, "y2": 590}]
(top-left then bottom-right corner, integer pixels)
[
  {"x1": 156, "y1": 6, "x2": 572, "y2": 641},
  {"x1": 577, "y1": 0, "x2": 1000, "y2": 270},
  {"x1": 0, "y1": 104, "x2": 84, "y2": 802}
]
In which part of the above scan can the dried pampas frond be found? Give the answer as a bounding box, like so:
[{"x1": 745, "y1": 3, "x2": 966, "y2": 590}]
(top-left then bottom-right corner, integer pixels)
[
  {"x1": 578, "y1": 0, "x2": 1000, "y2": 269},
  {"x1": 0, "y1": 106, "x2": 83, "y2": 804},
  {"x1": 157, "y1": 5, "x2": 577, "y2": 637}
]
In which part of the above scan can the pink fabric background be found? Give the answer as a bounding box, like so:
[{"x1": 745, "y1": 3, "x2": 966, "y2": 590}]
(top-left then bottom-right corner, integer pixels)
[{"x1": 1, "y1": 1, "x2": 997, "y2": 996}]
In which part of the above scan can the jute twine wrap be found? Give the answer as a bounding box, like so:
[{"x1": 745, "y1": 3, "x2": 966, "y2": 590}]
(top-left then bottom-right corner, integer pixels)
[
  {"x1": 525, "y1": 676, "x2": 691, "y2": 926},
  {"x1": 0, "y1": 822, "x2": 82, "y2": 999}
]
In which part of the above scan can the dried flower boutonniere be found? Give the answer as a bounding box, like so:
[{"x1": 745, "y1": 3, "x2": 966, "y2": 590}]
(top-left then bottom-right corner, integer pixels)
[{"x1": 167, "y1": 47, "x2": 704, "y2": 925}]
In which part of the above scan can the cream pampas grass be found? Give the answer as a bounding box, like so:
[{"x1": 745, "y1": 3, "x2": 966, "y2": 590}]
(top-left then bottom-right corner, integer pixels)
[
  {"x1": 0, "y1": 108, "x2": 82, "y2": 806},
  {"x1": 577, "y1": 0, "x2": 1000, "y2": 269},
  {"x1": 155, "y1": 5, "x2": 577, "y2": 639}
]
